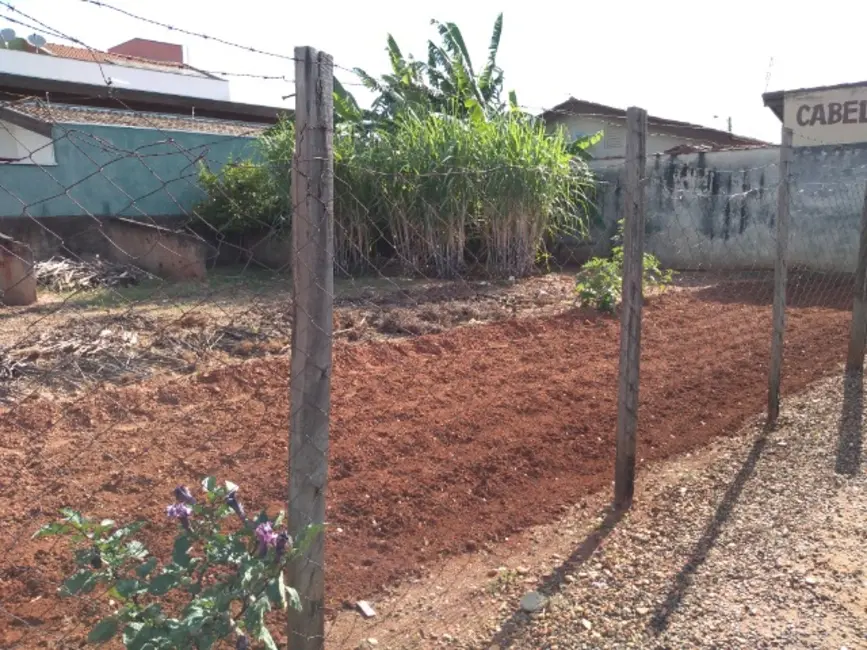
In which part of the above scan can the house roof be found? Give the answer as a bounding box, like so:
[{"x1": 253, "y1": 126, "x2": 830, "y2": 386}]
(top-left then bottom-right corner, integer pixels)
[
  {"x1": 0, "y1": 101, "x2": 268, "y2": 137},
  {"x1": 762, "y1": 80, "x2": 867, "y2": 122},
  {"x1": 540, "y1": 97, "x2": 770, "y2": 148},
  {"x1": 0, "y1": 72, "x2": 290, "y2": 123},
  {"x1": 38, "y1": 42, "x2": 220, "y2": 80}
]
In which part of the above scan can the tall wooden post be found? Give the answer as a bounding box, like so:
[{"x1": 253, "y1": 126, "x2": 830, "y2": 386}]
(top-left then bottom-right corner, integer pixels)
[
  {"x1": 846, "y1": 182, "x2": 867, "y2": 372},
  {"x1": 289, "y1": 45, "x2": 334, "y2": 650},
  {"x1": 767, "y1": 127, "x2": 792, "y2": 428},
  {"x1": 613, "y1": 106, "x2": 647, "y2": 510}
]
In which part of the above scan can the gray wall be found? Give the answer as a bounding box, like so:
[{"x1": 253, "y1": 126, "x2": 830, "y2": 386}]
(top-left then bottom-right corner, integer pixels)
[{"x1": 581, "y1": 144, "x2": 867, "y2": 273}]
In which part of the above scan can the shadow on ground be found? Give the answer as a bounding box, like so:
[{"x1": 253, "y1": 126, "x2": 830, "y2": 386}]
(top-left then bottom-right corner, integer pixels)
[
  {"x1": 836, "y1": 370, "x2": 863, "y2": 476},
  {"x1": 693, "y1": 272, "x2": 853, "y2": 311},
  {"x1": 483, "y1": 507, "x2": 624, "y2": 649},
  {"x1": 649, "y1": 431, "x2": 768, "y2": 633}
]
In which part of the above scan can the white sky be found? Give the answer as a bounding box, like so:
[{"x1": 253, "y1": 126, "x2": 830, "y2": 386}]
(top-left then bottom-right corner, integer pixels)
[{"x1": 6, "y1": 0, "x2": 867, "y2": 143}]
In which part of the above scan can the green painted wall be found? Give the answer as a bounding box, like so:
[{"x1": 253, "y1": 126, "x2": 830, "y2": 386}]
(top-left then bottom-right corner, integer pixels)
[{"x1": 0, "y1": 123, "x2": 256, "y2": 219}]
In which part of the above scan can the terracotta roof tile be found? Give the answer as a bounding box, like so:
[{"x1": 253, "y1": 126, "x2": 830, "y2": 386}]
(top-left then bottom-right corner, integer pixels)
[
  {"x1": 7, "y1": 102, "x2": 267, "y2": 137},
  {"x1": 41, "y1": 43, "x2": 213, "y2": 78}
]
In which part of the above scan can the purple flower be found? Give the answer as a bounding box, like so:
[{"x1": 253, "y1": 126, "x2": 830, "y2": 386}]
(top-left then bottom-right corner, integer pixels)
[
  {"x1": 236, "y1": 635, "x2": 250, "y2": 650},
  {"x1": 255, "y1": 522, "x2": 278, "y2": 557},
  {"x1": 225, "y1": 489, "x2": 246, "y2": 523},
  {"x1": 174, "y1": 485, "x2": 196, "y2": 505},
  {"x1": 166, "y1": 503, "x2": 193, "y2": 519},
  {"x1": 275, "y1": 531, "x2": 292, "y2": 561},
  {"x1": 167, "y1": 503, "x2": 193, "y2": 531}
]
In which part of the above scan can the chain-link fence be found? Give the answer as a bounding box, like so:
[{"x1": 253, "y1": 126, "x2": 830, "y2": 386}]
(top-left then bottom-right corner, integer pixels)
[{"x1": 1, "y1": 7, "x2": 866, "y2": 649}]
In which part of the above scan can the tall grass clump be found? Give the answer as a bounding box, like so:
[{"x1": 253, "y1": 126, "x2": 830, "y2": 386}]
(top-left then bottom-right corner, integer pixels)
[
  {"x1": 336, "y1": 111, "x2": 593, "y2": 277},
  {"x1": 473, "y1": 116, "x2": 589, "y2": 276},
  {"x1": 196, "y1": 111, "x2": 594, "y2": 278}
]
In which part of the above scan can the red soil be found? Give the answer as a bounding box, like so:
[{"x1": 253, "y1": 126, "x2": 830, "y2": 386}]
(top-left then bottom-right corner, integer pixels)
[{"x1": 0, "y1": 280, "x2": 852, "y2": 647}]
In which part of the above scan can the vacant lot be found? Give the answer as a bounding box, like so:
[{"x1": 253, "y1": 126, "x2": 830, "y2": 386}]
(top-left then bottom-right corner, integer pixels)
[
  {"x1": 0, "y1": 268, "x2": 580, "y2": 403},
  {"x1": 0, "y1": 271, "x2": 853, "y2": 647}
]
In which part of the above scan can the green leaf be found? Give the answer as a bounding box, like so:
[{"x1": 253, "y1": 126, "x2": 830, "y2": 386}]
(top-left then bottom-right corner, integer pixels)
[
  {"x1": 148, "y1": 571, "x2": 181, "y2": 596},
  {"x1": 173, "y1": 536, "x2": 192, "y2": 568},
  {"x1": 136, "y1": 557, "x2": 158, "y2": 578},
  {"x1": 201, "y1": 476, "x2": 217, "y2": 495},
  {"x1": 32, "y1": 521, "x2": 67, "y2": 539},
  {"x1": 123, "y1": 622, "x2": 156, "y2": 650},
  {"x1": 125, "y1": 540, "x2": 149, "y2": 561},
  {"x1": 260, "y1": 625, "x2": 279, "y2": 650},
  {"x1": 87, "y1": 616, "x2": 119, "y2": 644},
  {"x1": 266, "y1": 572, "x2": 287, "y2": 610},
  {"x1": 285, "y1": 586, "x2": 302, "y2": 612},
  {"x1": 122, "y1": 622, "x2": 144, "y2": 645},
  {"x1": 115, "y1": 579, "x2": 144, "y2": 599},
  {"x1": 59, "y1": 508, "x2": 85, "y2": 527},
  {"x1": 244, "y1": 596, "x2": 270, "y2": 638},
  {"x1": 61, "y1": 570, "x2": 98, "y2": 596},
  {"x1": 180, "y1": 604, "x2": 207, "y2": 633},
  {"x1": 296, "y1": 524, "x2": 323, "y2": 554}
]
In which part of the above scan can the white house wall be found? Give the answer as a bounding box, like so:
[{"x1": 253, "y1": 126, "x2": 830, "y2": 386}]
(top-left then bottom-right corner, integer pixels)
[
  {"x1": 547, "y1": 114, "x2": 709, "y2": 158},
  {"x1": 0, "y1": 50, "x2": 230, "y2": 102},
  {"x1": 783, "y1": 84, "x2": 867, "y2": 147},
  {"x1": 0, "y1": 119, "x2": 56, "y2": 165}
]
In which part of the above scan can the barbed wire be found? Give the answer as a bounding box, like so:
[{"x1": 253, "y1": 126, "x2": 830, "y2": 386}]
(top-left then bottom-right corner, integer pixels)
[{"x1": 77, "y1": 0, "x2": 297, "y2": 62}]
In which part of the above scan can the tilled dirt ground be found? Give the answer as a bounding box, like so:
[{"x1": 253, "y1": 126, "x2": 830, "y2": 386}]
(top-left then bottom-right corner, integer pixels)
[
  {"x1": 0, "y1": 276, "x2": 855, "y2": 647},
  {"x1": 328, "y1": 373, "x2": 866, "y2": 650}
]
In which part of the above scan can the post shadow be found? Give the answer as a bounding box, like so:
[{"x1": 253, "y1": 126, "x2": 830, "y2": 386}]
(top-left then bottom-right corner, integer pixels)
[
  {"x1": 835, "y1": 370, "x2": 863, "y2": 476},
  {"x1": 649, "y1": 432, "x2": 767, "y2": 634},
  {"x1": 483, "y1": 507, "x2": 624, "y2": 649}
]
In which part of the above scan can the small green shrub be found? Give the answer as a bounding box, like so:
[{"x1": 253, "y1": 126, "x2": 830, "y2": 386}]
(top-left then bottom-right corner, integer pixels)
[
  {"x1": 36, "y1": 477, "x2": 319, "y2": 649},
  {"x1": 574, "y1": 220, "x2": 673, "y2": 312},
  {"x1": 196, "y1": 159, "x2": 290, "y2": 236}
]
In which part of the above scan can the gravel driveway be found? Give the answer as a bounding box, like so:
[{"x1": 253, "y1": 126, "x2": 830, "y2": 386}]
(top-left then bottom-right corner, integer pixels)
[{"x1": 485, "y1": 371, "x2": 867, "y2": 650}]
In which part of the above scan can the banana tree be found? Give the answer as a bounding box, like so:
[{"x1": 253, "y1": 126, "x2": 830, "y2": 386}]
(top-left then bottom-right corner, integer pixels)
[
  {"x1": 347, "y1": 13, "x2": 518, "y2": 124},
  {"x1": 427, "y1": 13, "x2": 510, "y2": 120}
]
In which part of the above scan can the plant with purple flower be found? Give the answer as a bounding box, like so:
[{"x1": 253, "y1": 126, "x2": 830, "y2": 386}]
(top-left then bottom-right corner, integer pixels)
[
  {"x1": 36, "y1": 476, "x2": 321, "y2": 649},
  {"x1": 166, "y1": 502, "x2": 193, "y2": 531},
  {"x1": 225, "y1": 488, "x2": 246, "y2": 523},
  {"x1": 174, "y1": 485, "x2": 196, "y2": 505}
]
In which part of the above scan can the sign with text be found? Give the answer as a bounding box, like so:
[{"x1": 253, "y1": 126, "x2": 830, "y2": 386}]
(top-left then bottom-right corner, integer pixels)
[{"x1": 784, "y1": 85, "x2": 867, "y2": 146}]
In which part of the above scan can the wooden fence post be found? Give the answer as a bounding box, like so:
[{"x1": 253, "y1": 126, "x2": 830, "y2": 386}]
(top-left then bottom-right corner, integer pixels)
[
  {"x1": 289, "y1": 45, "x2": 334, "y2": 650},
  {"x1": 613, "y1": 106, "x2": 647, "y2": 510},
  {"x1": 767, "y1": 127, "x2": 792, "y2": 428},
  {"x1": 846, "y1": 182, "x2": 867, "y2": 372}
]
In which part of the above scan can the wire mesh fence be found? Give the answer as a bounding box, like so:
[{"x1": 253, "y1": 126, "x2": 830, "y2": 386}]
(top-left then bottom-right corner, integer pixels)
[{"x1": 0, "y1": 6, "x2": 866, "y2": 649}]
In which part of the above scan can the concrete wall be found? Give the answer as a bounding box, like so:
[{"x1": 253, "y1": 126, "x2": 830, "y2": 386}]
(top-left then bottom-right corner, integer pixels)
[
  {"x1": 0, "y1": 122, "x2": 255, "y2": 220},
  {"x1": 576, "y1": 144, "x2": 867, "y2": 273},
  {"x1": 104, "y1": 218, "x2": 208, "y2": 280}
]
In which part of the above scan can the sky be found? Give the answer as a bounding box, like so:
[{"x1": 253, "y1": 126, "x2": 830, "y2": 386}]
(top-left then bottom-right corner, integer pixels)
[{"x1": 4, "y1": 0, "x2": 867, "y2": 144}]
